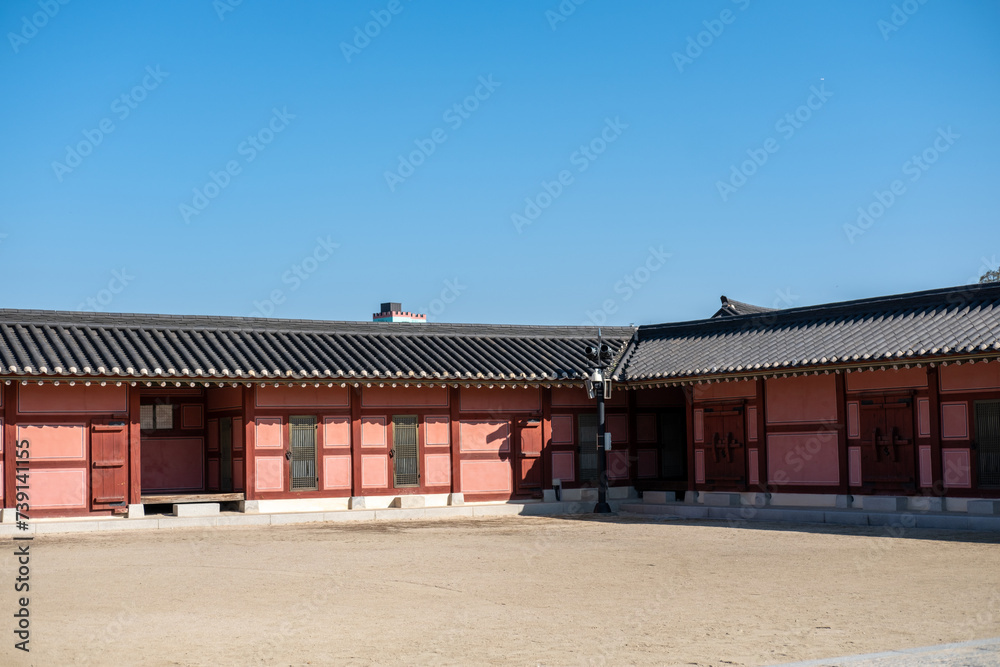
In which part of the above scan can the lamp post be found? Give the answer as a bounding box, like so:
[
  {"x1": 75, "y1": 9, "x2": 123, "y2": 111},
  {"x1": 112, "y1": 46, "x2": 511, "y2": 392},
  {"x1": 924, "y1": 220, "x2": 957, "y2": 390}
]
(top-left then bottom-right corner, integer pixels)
[{"x1": 585, "y1": 331, "x2": 614, "y2": 514}]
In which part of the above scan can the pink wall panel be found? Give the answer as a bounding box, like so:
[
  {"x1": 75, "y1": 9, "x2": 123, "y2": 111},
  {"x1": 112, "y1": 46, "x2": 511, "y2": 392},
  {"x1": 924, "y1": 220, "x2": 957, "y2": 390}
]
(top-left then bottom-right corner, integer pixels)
[
  {"x1": 636, "y1": 414, "x2": 656, "y2": 443},
  {"x1": 848, "y1": 447, "x2": 862, "y2": 486},
  {"x1": 18, "y1": 383, "x2": 127, "y2": 414},
  {"x1": 255, "y1": 456, "x2": 284, "y2": 492},
  {"x1": 551, "y1": 451, "x2": 575, "y2": 483},
  {"x1": 29, "y1": 468, "x2": 87, "y2": 509},
  {"x1": 181, "y1": 404, "x2": 204, "y2": 429},
  {"x1": 233, "y1": 418, "x2": 243, "y2": 451},
  {"x1": 424, "y1": 415, "x2": 450, "y2": 446},
  {"x1": 918, "y1": 445, "x2": 933, "y2": 487},
  {"x1": 551, "y1": 387, "x2": 594, "y2": 407},
  {"x1": 460, "y1": 387, "x2": 541, "y2": 412},
  {"x1": 845, "y1": 367, "x2": 927, "y2": 391},
  {"x1": 460, "y1": 459, "x2": 511, "y2": 494},
  {"x1": 206, "y1": 386, "x2": 242, "y2": 411},
  {"x1": 693, "y1": 380, "x2": 756, "y2": 400},
  {"x1": 362, "y1": 386, "x2": 448, "y2": 408},
  {"x1": 255, "y1": 417, "x2": 283, "y2": 449},
  {"x1": 361, "y1": 417, "x2": 386, "y2": 447},
  {"x1": 941, "y1": 402, "x2": 969, "y2": 440},
  {"x1": 361, "y1": 455, "x2": 388, "y2": 488},
  {"x1": 142, "y1": 438, "x2": 204, "y2": 492},
  {"x1": 0, "y1": 462, "x2": 4, "y2": 501},
  {"x1": 551, "y1": 415, "x2": 574, "y2": 444},
  {"x1": 207, "y1": 419, "x2": 219, "y2": 452},
  {"x1": 766, "y1": 431, "x2": 840, "y2": 486},
  {"x1": 765, "y1": 375, "x2": 837, "y2": 424},
  {"x1": 424, "y1": 453, "x2": 451, "y2": 486},
  {"x1": 747, "y1": 406, "x2": 758, "y2": 442},
  {"x1": 939, "y1": 361, "x2": 1000, "y2": 393},
  {"x1": 323, "y1": 455, "x2": 352, "y2": 490},
  {"x1": 233, "y1": 459, "x2": 244, "y2": 491},
  {"x1": 207, "y1": 459, "x2": 220, "y2": 491},
  {"x1": 607, "y1": 414, "x2": 628, "y2": 444},
  {"x1": 693, "y1": 409, "x2": 704, "y2": 443},
  {"x1": 323, "y1": 416, "x2": 351, "y2": 448},
  {"x1": 607, "y1": 450, "x2": 629, "y2": 480},
  {"x1": 637, "y1": 449, "x2": 657, "y2": 478},
  {"x1": 917, "y1": 398, "x2": 931, "y2": 438},
  {"x1": 256, "y1": 384, "x2": 349, "y2": 408},
  {"x1": 16, "y1": 424, "x2": 86, "y2": 461},
  {"x1": 942, "y1": 448, "x2": 972, "y2": 488},
  {"x1": 748, "y1": 448, "x2": 760, "y2": 486},
  {"x1": 459, "y1": 420, "x2": 509, "y2": 453},
  {"x1": 846, "y1": 402, "x2": 860, "y2": 439},
  {"x1": 694, "y1": 450, "x2": 705, "y2": 484}
]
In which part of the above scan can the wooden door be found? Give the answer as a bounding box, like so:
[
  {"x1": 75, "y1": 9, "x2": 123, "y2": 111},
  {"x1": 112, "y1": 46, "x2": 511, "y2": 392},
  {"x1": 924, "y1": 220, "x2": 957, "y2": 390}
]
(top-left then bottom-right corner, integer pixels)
[
  {"x1": 702, "y1": 406, "x2": 746, "y2": 488},
  {"x1": 659, "y1": 408, "x2": 687, "y2": 480},
  {"x1": 858, "y1": 395, "x2": 915, "y2": 490},
  {"x1": 515, "y1": 418, "x2": 543, "y2": 495},
  {"x1": 91, "y1": 420, "x2": 128, "y2": 510}
]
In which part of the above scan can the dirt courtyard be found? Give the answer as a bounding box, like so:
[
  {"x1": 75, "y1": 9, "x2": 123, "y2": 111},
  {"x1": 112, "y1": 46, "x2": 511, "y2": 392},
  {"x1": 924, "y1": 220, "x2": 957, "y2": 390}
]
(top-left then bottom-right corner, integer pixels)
[{"x1": 2, "y1": 515, "x2": 999, "y2": 666}]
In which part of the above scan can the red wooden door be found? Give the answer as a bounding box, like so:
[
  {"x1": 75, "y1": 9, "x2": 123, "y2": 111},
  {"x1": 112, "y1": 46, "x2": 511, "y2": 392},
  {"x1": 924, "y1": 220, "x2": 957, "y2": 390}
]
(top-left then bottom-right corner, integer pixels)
[
  {"x1": 91, "y1": 420, "x2": 128, "y2": 510},
  {"x1": 858, "y1": 396, "x2": 915, "y2": 490},
  {"x1": 702, "y1": 406, "x2": 746, "y2": 488},
  {"x1": 515, "y1": 419, "x2": 543, "y2": 496}
]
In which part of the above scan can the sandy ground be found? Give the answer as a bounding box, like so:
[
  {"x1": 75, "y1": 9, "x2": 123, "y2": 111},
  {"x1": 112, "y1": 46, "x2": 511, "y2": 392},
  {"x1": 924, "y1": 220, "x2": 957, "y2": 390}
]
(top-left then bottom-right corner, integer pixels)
[{"x1": 1, "y1": 515, "x2": 999, "y2": 666}]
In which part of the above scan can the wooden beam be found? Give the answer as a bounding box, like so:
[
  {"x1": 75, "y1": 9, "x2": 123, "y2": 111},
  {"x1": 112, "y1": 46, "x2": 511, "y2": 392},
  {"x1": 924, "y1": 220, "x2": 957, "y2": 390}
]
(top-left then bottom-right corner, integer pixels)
[{"x1": 140, "y1": 493, "x2": 244, "y2": 504}]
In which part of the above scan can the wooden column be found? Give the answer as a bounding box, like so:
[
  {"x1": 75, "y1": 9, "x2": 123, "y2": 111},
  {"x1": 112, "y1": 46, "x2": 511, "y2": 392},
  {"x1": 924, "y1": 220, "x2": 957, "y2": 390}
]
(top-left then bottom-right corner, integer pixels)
[
  {"x1": 927, "y1": 366, "x2": 943, "y2": 492},
  {"x1": 3, "y1": 383, "x2": 16, "y2": 509},
  {"x1": 350, "y1": 386, "x2": 362, "y2": 499},
  {"x1": 243, "y1": 385, "x2": 257, "y2": 500},
  {"x1": 541, "y1": 387, "x2": 552, "y2": 491},
  {"x1": 449, "y1": 386, "x2": 461, "y2": 494},
  {"x1": 835, "y1": 372, "x2": 849, "y2": 495},
  {"x1": 128, "y1": 385, "x2": 142, "y2": 504}
]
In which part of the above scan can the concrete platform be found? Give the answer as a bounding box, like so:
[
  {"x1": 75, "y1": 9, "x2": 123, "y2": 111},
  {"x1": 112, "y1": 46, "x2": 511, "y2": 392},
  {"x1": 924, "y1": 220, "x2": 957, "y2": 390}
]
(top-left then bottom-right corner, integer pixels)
[
  {"x1": 0, "y1": 499, "x2": 630, "y2": 537},
  {"x1": 621, "y1": 500, "x2": 1000, "y2": 533},
  {"x1": 172, "y1": 503, "x2": 221, "y2": 517}
]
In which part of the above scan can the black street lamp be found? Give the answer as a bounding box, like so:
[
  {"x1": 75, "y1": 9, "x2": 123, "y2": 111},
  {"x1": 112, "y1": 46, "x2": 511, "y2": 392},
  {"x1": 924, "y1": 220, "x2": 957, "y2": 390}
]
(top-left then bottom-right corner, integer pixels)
[{"x1": 584, "y1": 330, "x2": 614, "y2": 514}]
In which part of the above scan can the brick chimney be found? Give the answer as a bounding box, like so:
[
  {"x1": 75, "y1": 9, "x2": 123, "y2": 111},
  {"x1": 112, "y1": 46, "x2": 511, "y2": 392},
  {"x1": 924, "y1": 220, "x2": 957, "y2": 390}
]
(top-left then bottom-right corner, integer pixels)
[{"x1": 373, "y1": 302, "x2": 426, "y2": 323}]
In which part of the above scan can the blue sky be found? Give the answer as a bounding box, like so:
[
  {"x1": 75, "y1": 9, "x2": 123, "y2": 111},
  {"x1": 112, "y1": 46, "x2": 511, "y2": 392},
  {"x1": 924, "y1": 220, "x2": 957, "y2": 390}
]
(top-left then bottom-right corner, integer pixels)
[{"x1": 1, "y1": 0, "x2": 998, "y2": 326}]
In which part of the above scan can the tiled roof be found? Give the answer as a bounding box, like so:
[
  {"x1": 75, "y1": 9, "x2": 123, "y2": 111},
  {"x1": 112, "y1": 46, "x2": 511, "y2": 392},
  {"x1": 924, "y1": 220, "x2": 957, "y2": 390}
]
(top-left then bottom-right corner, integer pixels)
[
  {"x1": 617, "y1": 283, "x2": 1000, "y2": 383},
  {"x1": 711, "y1": 296, "x2": 777, "y2": 318},
  {"x1": 0, "y1": 309, "x2": 634, "y2": 383}
]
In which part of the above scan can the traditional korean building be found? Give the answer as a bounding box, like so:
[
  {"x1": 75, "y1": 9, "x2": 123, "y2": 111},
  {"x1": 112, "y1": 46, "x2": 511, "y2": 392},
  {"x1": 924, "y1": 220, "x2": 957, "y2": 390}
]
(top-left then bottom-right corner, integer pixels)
[{"x1": 1, "y1": 284, "x2": 998, "y2": 519}]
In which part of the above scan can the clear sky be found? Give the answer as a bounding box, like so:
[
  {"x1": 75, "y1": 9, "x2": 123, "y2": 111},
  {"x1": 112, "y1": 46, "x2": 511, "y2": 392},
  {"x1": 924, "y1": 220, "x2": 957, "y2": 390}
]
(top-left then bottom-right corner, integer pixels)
[{"x1": 1, "y1": 0, "x2": 998, "y2": 326}]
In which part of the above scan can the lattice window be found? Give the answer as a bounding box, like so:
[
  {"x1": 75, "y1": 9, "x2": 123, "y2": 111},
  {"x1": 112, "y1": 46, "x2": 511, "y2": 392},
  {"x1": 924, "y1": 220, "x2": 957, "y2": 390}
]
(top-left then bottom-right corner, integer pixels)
[
  {"x1": 976, "y1": 400, "x2": 1000, "y2": 488},
  {"x1": 289, "y1": 416, "x2": 318, "y2": 490},
  {"x1": 393, "y1": 415, "x2": 419, "y2": 487}
]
